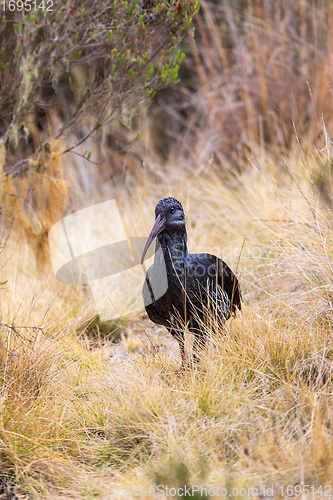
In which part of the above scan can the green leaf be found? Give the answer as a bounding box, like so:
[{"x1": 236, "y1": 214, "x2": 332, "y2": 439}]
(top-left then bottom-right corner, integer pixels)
[
  {"x1": 69, "y1": 76, "x2": 75, "y2": 92},
  {"x1": 179, "y1": 53, "x2": 186, "y2": 64}
]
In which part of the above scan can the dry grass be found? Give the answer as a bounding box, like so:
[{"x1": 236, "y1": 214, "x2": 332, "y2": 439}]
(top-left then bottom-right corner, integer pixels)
[
  {"x1": 152, "y1": 0, "x2": 333, "y2": 172},
  {"x1": 1, "y1": 140, "x2": 333, "y2": 497},
  {"x1": 1, "y1": 0, "x2": 333, "y2": 498}
]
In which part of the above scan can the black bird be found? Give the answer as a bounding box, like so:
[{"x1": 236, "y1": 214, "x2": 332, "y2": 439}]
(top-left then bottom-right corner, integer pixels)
[{"x1": 141, "y1": 197, "x2": 241, "y2": 367}]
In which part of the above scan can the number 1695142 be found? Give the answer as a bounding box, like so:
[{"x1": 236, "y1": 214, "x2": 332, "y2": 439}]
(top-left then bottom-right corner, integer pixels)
[
  {"x1": 280, "y1": 485, "x2": 332, "y2": 496},
  {"x1": 1, "y1": 0, "x2": 53, "y2": 11}
]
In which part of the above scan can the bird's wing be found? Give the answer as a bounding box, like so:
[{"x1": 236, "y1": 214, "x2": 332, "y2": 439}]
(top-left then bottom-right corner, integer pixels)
[
  {"x1": 211, "y1": 284, "x2": 231, "y2": 319},
  {"x1": 188, "y1": 253, "x2": 241, "y2": 320}
]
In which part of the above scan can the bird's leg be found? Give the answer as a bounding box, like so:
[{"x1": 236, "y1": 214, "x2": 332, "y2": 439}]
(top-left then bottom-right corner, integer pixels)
[
  {"x1": 176, "y1": 333, "x2": 187, "y2": 370},
  {"x1": 169, "y1": 328, "x2": 186, "y2": 370},
  {"x1": 189, "y1": 318, "x2": 206, "y2": 365}
]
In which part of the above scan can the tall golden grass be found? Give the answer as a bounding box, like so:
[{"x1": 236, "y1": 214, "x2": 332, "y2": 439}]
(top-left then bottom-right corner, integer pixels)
[
  {"x1": 151, "y1": 0, "x2": 333, "y2": 173},
  {"x1": 1, "y1": 1, "x2": 333, "y2": 498}
]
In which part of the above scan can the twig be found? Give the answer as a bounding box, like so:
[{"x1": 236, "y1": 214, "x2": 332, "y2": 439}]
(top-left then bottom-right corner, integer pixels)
[
  {"x1": 67, "y1": 133, "x2": 141, "y2": 165},
  {"x1": 3, "y1": 158, "x2": 30, "y2": 177},
  {"x1": 0, "y1": 323, "x2": 44, "y2": 343},
  {"x1": 61, "y1": 124, "x2": 100, "y2": 155}
]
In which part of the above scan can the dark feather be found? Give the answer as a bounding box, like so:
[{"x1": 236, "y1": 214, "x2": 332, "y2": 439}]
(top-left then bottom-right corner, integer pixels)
[{"x1": 142, "y1": 197, "x2": 241, "y2": 367}]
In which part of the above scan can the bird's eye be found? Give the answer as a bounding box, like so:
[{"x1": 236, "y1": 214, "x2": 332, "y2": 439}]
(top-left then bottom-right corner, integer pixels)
[{"x1": 170, "y1": 207, "x2": 176, "y2": 214}]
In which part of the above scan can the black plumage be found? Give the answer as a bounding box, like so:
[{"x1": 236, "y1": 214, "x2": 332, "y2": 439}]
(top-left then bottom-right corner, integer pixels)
[{"x1": 141, "y1": 197, "x2": 241, "y2": 367}]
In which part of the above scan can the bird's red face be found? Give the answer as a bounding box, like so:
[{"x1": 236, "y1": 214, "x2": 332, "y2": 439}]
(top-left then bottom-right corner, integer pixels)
[{"x1": 140, "y1": 198, "x2": 185, "y2": 264}]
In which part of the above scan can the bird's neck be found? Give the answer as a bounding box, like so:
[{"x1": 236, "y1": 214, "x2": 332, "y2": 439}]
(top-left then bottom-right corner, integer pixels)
[{"x1": 156, "y1": 230, "x2": 188, "y2": 269}]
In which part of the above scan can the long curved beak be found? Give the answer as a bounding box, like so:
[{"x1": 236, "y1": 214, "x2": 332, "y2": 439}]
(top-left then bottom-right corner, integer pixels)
[{"x1": 141, "y1": 214, "x2": 166, "y2": 264}]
